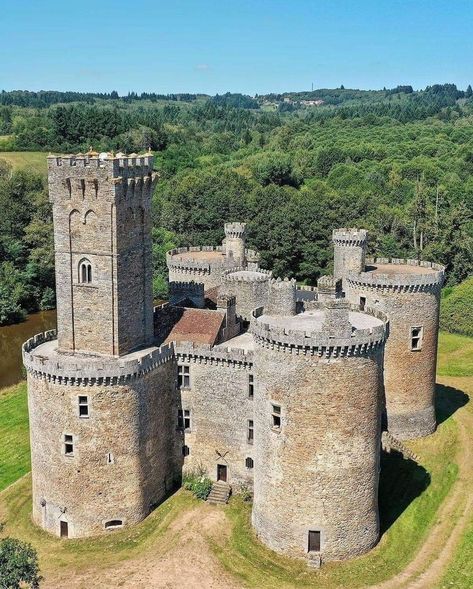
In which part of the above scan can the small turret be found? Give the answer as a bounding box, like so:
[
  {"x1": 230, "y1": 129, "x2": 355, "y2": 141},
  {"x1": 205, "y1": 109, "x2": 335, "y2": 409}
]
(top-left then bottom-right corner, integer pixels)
[
  {"x1": 332, "y1": 228, "x2": 368, "y2": 285},
  {"x1": 266, "y1": 277, "x2": 297, "y2": 316},
  {"x1": 322, "y1": 299, "x2": 352, "y2": 338},
  {"x1": 224, "y1": 222, "x2": 247, "y2": 264}
]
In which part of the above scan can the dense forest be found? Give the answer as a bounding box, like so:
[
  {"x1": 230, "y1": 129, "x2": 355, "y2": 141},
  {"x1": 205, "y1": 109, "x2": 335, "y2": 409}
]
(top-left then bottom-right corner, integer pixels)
[{"x1": 0, "y1": 83, "x2": 472, "y2": 326}]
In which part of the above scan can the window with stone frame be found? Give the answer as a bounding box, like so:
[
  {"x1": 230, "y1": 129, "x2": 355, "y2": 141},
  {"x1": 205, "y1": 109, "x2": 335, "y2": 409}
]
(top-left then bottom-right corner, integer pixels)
[
  {"x1": 271, "y1": 404, "x2": 281, "y2": 429},
  {"x1": 64, "y1": 434, "x2": 74, "y2": 456},
  {"x1": 247, "y1": 419, "x2": 254, "y2": 444},
  {"x1": 411, "y1": 326, "x2": 424, "y2": 351},
  {"x1": 178, "y1": 409, "x2": 191, "y2": 430},
  {"x1": 248, "y1": 374, "x2": 254, "y2": 399},
  {"x1": 178, "y1": 364, "x2": 190, "y2": 388},
  {"x1": 78, "y1": 395, "x2": 89, "y2": 418},
  {"x1": 245, "y1": 456, "x2": 254, "y2": 469},
  {"x1": 78, "y1": 258, "x2": 92, "y2": 284}
]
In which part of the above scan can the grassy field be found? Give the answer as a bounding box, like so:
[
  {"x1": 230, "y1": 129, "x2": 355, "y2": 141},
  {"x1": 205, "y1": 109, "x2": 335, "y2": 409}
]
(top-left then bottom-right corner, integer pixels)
[
  {"x1": 0, "y1": 151, "x2": 48, "y2": 175},
  {"x1": 0, "y1": 331, "x2": 471, "y2": 588},
  {"x1": 437, "y1": 332, "x2": 473, "y2": 377},
  {"x1": 0, "y1": 382, "x2": 30, "y2": 491}
]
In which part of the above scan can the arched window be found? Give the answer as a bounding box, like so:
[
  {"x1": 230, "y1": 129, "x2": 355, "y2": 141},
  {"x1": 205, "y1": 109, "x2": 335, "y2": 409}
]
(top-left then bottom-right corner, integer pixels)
[
  {"x1": 78, "y1": 259, "x2": 92, "y2": 284},
  {"x1": 245, "y1": 457, "x2": 254, "y2": 469}
]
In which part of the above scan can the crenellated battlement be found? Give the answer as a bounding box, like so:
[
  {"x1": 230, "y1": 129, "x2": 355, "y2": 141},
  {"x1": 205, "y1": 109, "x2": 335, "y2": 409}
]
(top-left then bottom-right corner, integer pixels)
[
  {"x1": 224, "y1": 222, "x2": 247, "y2": 238},
  {"x1": 47, "y1": 152, "x2": 158, "y2": 204},
  {"x1": 332, "y1": 228, "x2": 368, "y2": 247},
  {"x1": 23, "y1": 331, "x2": 174, "y2": 385},
  {"x1": 223, "y1": 267, "x2": 272, "y2": 283},
  {"x1": 175, "y1": 340, "x2": 253, "y2": 369},
  {"x1": 250, "y1": 304, "x2": 387, "y2": 357},
  {"x1": 347, "y1": 257, "x2": 445, "y2": 291}
]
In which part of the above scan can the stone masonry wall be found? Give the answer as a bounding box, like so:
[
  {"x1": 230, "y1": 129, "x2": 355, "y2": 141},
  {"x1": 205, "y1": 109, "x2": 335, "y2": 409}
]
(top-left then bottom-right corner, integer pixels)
[
  {"x1": 27, "y1": 356, "x2": 177, "y2": 538},
  {"x1": 174, "y1": 343, "x2": 254, "y2": 488},
  {"x1": 252, "y1": 343, "x2": 383, "y2": 561},
  {"x1": 48, "y1": 155, "x2": 156, "y2": 357},
  {"x1": 346, "y1": 278, "x2": 441, "y2": 439}
]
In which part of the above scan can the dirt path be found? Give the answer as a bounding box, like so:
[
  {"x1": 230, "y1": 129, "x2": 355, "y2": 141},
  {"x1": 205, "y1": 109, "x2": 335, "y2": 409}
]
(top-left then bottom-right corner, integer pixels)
[
  {"x1": 369, "y1": 377, "x2": 473, "y2": 589},
  {"x1": 44, "y1": 504, "x2": 242, "y2": 589}
]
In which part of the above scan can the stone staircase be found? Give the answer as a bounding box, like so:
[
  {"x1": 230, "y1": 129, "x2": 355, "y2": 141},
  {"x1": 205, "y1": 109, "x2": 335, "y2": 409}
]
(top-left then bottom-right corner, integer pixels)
[
  {"x1": 382, "y1": 431, "x2": 420, "y2": 462},
  {"x1": 207, "y1": 481, "x2": 231, "y2": 505}
]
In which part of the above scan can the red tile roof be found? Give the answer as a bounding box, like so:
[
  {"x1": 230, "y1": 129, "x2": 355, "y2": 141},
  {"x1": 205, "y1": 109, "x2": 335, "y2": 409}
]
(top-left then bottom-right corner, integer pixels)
[{"x1": 164, "y1": 308, "x2": 225, "y2": 345}]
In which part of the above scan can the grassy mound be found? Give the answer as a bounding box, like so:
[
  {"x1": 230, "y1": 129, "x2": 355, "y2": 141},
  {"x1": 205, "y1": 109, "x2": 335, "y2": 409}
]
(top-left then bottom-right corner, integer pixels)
[{"x1": 441, "y1": 278, "x2": 473, "y2": 338}]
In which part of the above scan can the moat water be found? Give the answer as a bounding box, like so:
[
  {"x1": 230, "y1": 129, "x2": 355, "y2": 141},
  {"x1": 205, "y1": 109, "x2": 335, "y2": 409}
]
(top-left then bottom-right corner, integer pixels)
[{"x1": 0, "y1": 310, "x2": 57, "y2": 388}]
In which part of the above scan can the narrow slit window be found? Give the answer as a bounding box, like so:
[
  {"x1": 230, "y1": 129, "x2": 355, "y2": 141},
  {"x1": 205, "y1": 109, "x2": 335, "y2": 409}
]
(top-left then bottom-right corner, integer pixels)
[
  {"x1": 64, "y1": 434, "x2": 74, "y2": 456},
  {"x1": 178, "y1": 364, "x2": 190, "y2": 388},
  {"x1": 247, "y1": 419, "x2": 254, "y2": 444},
  {"x1": 272, "y1": 404, "x2": 281, "y2": 429},
  {"x1": 248, "y1": 374, "x2": 254, "y2": 399},
  {"x1": 359, "y1": 296, "x2": 366, "y2": 311},
  {"x1": 411, "y1": 326, "x2": 423, "y2": 351},
  {"x1": 245, "y1": 457, "x2": 254, "y2": 469},
  {"x1": 78, "y1": 395, "x2": 89, "y2": 418},
  {"x1": 178, "y1": 409, "x2": 191, "y2": 430}
]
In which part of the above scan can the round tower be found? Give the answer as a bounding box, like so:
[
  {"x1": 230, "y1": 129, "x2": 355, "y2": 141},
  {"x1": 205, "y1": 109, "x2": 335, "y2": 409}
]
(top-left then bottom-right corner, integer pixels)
[
  {"x1": 224, "y1": 222, "x2": 247, "y2": 265},
  {"x1": 266, "y1": 277, "x2": 297, "y2": 316},
  {"x1": 332, "y1": 228, "x2": 368, "y2": 285},
  {"x1": 222, "y1": 267, "x2": 272, "y2": 322},
  {"x1": 24, "y1": 153, "x2": 178, "y2": 539},
  {"x1": 346, "y1": 257, "x2": 445, "y2": 439},
  {"x1": 250, "y1": 300, "x2": 387, "y2": 562}
]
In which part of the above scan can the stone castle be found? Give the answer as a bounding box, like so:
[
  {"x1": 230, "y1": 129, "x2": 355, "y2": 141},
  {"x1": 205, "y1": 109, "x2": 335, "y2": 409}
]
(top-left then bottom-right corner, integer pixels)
[{"x1": 23, "y1": 152, "x2": 445, "y2": 564}]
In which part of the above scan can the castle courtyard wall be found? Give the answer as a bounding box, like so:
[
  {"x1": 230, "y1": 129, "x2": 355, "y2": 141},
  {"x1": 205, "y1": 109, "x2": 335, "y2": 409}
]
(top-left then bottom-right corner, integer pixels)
[{"x1": 174, "y1": 344, "x2": 254, "y2": 487}]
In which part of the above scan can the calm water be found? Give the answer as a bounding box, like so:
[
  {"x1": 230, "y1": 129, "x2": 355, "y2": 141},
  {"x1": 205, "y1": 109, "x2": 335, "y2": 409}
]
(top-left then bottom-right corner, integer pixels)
[{"x1": 0, "y1": 310, "x2": 57, "y2": 388}]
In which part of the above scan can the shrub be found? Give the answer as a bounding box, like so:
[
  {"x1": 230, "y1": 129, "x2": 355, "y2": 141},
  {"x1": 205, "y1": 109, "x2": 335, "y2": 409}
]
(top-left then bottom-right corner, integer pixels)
[
  {"x1": 183, "y1": 470, "x2": 212, "y2": 500},
  {"x1": 440, "y1": 277, "x2": 473, "y2": 337},
  {"x1": 0, "y1": 538, "x2": 42, "y2": 589}
]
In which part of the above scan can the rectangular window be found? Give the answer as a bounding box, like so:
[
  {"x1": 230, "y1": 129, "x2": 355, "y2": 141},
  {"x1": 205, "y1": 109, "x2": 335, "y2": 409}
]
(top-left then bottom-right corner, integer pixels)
[
  {"x1": 359, "y1": 296, "x2": 366, "y2": 311},
  {"x1": 178, "y1": 409, "x2": 191, "y2": 430},
  {"x1": 178, "y1": 364, "x2": 190, "y2": 388},
  {"x1": 64, "y1": 434, "x2": 74, "y2": 456},
  {"x1": 182, "y1": 445, "x2": 190, "y2": 456},
  {"x1": 248, "y1": 374, "x2": 254, "y2": 399},
  {"x1": 308, "y1": 530, "x2": 321, "y2": 552},
  {"x1": 411, "y1": 326, "x2": 423, "y2": 351},
  {"x1": 78, "y1": 395, "x2": 89, "y2": 418},
  {"x1": 272, "y1": 404, "x2": 281, "y2": 429},
  {"x1": 247, "y1": 419, "x2": 254, "y2": 444}
]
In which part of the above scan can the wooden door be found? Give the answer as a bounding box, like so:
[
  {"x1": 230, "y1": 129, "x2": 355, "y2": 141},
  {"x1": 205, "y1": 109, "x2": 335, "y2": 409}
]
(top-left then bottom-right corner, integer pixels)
[
  {"x1": 308, "y1": 530, "x2": 321, "y2": 552},
  {"x1": 60, "y1": 520, "x2": 69, "y2": 538},
  {"x1": 217, "y1": 464, "x2": 227, "y2": 482}
]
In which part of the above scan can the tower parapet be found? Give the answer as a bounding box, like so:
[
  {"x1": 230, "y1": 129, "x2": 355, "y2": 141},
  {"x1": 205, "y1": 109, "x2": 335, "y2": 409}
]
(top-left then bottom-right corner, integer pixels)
[
  {"x1": 317, "y1": 275, "x2": 342, "y2": 301},
  {"x1": 332, "y1": 228, "x2": 368, "y2": 284},
  {"x1": 169, "y1": 281, "x2": 205, "y2": 308}
]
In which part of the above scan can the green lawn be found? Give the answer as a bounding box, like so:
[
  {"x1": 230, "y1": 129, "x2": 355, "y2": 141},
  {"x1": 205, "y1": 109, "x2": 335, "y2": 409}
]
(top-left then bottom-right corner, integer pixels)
[
  {"x1": 0, "y1": 382, "x2": 30, "y2": 491},
  {"x1": 437, "y1": 331, "x2": 473, "y2": 377},
  {"x1": 0, "y1": 151, "x2": 48, "y2": 175}
]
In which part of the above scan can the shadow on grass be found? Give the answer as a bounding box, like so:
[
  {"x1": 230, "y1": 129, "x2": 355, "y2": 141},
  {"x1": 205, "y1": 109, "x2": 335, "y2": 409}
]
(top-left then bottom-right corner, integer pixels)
[
  {"x1": 435, "y1": 383, "x2": 469, "y2": 425},
  {"x1": 379, "y1": 449, "x2": 430, "y2": 535}
]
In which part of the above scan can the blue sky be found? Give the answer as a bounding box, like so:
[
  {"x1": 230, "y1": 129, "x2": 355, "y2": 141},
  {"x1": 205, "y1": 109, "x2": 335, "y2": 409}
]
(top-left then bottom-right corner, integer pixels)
[{"x1": 2, "y1": 0, "x2": 473, "y2": 95}]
